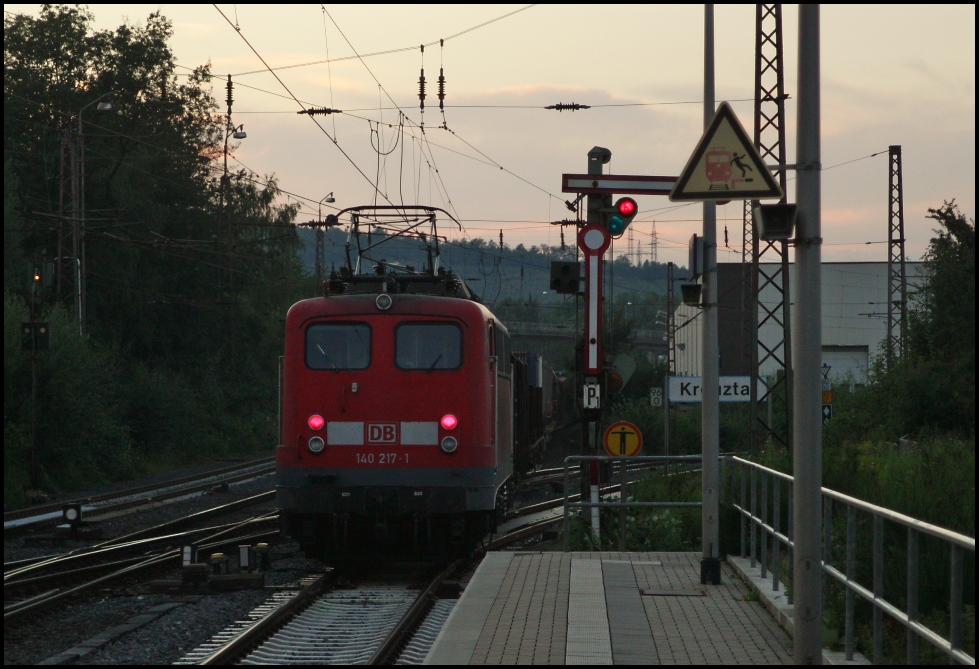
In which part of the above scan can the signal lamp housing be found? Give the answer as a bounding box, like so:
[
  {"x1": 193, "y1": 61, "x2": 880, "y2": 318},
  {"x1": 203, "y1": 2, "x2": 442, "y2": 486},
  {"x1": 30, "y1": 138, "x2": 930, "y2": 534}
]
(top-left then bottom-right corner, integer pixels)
[
  {"x1": 607, "y1": 197, "x2": 638, "y2": 237},
  {"x1": 680, "y1": 283, "x2": 703, "y2": 307},
  {"x1": 754, "y1": 203, "x2": 798, "y2": 240}
]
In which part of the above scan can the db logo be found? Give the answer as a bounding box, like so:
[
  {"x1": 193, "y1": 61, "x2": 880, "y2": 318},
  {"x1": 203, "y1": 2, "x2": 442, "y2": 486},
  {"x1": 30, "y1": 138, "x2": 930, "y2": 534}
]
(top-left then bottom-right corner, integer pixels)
[{"x1": 367, "y1": 423, "x2": 397, "y2": 444}]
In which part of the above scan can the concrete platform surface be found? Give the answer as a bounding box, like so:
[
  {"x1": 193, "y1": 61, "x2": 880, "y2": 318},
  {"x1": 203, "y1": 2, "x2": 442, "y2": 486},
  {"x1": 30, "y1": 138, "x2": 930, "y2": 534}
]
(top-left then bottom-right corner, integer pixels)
[{"x1": 425, "y1": 551, "x2": 792, "y2": 665}]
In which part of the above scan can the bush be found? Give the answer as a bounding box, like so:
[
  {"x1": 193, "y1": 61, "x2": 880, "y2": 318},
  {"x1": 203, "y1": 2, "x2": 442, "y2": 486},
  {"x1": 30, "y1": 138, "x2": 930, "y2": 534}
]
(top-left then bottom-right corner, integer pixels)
[{"x1": 4, "y1": 298, "x2": 137, "y2": 504}]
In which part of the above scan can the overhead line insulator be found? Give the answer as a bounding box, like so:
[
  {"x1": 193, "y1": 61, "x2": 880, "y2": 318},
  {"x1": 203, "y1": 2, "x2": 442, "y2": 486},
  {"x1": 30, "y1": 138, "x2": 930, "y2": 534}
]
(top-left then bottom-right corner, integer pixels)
[
  {"x1": 545, "y1": 102, "x2": 590, "y2": 112},
  {"x1": 438, "y1": 68, "x2": 445, "y2": 110},
  {"x1": 298, "y1": 107, "x2": 342, "y2": 115}
]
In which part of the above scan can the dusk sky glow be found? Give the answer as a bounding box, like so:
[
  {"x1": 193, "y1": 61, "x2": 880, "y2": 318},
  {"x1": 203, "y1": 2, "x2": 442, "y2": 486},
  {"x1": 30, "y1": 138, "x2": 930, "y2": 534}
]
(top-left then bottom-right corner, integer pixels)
[{"x1": 10, "y1": 4, "x2": 975, "y2": 267}]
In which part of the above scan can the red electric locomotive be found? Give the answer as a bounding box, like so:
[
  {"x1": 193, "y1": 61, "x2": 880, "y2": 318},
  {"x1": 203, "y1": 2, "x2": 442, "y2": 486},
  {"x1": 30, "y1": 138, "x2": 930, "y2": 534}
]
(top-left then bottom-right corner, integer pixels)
[{"x1": 277, "y1": 207, "x2": 525, "y2": 558}]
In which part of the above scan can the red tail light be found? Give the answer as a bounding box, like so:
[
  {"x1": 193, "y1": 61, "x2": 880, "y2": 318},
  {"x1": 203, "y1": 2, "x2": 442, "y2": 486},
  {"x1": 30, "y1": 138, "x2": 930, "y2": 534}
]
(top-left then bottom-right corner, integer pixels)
[
  {"x1": 440, "y1": 414, "x2": 458, "y2": 430},
  {"x1": 308, "y1": 414, "x2": 325, "y2": 430}
]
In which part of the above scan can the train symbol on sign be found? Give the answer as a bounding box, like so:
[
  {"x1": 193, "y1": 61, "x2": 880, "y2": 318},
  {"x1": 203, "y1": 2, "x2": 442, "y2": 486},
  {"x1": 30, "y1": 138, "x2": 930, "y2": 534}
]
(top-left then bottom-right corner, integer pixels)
[{"x1": 706, "y1": 149, "x2": 733, "y2": 188}]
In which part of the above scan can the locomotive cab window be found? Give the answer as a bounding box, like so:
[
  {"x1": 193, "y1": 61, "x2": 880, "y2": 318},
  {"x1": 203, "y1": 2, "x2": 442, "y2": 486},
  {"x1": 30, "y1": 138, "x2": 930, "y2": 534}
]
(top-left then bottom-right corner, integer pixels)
[
  {"x1": 396, "y1": 323, "x2": 462, "y2": 371},
  {"x1": 306, "y1": 323, "x2": 371, "y2": 370}
]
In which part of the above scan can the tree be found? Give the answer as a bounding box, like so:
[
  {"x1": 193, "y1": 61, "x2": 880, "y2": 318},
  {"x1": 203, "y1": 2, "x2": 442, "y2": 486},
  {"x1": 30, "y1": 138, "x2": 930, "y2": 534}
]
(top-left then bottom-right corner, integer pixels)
[
  {"x1": 4, "y1": 7, "x2": 309, "y2": 501},
  {"x1": 908, "y1": 201, "x2": 975, "y2": 362},
  {"x1": 902, "y1": 201, "x2": 975, "y2": 432}
]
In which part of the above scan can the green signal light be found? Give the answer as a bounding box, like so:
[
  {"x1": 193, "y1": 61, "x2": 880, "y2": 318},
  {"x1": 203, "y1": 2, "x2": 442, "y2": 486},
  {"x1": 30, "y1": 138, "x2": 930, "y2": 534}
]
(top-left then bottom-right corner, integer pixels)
[{"x1": 608, "y1": 215, "x2": 627, "y2": 235}]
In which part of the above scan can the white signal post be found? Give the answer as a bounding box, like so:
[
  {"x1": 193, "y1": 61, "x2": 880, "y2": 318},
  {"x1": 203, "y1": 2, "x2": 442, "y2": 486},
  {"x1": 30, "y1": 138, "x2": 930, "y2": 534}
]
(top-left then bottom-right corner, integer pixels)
[{"x1": 577, "y1": 224, "x2": 610, "y2": 377}]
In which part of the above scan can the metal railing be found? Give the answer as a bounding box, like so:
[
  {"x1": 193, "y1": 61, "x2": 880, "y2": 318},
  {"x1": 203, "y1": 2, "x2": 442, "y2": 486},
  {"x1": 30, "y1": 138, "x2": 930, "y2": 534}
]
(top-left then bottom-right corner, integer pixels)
[
  {"x1": 730, "y1": 456, "x2": 975, "y2": 665},
  {"x1": 561, "y1": 455, "x2": 704, "y2": 551}
]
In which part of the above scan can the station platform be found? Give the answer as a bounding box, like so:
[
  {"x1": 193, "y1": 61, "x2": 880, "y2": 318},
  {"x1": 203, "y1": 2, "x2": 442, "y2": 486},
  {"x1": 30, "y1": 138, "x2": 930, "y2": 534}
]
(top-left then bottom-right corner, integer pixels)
[{"x1": 425, "y1": 551, "x2": 793, "y2": 665}]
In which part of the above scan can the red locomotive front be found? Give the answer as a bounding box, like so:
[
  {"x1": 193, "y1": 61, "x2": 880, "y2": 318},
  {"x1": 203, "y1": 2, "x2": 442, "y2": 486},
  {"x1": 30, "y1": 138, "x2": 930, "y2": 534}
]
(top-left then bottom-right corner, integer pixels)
[{"x1": 277, "y1": 285, "x2": 515, "y2": 558}]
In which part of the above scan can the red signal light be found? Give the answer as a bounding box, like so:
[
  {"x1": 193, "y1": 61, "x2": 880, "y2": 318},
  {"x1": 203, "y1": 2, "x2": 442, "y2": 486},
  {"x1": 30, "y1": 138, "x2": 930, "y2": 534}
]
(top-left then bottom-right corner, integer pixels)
[
  {"x1": 440, "y1": 414, "x2": 458, "y2": 430},
  {"x1": 308, "y1": 414, "x2": 325, "y2": 430},
  {"x1": 617, "y1": 198, "x2": 637, "y2": 216}
]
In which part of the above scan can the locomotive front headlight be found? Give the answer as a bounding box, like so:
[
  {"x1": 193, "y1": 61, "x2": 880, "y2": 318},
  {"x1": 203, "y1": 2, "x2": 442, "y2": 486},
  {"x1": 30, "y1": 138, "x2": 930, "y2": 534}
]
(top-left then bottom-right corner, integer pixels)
[
  {"x1": 308, "y1": 436, "x2": 325, "y2": 454},
  {"x1": 440, "y1": 436, "x2": 458, "y2": 454}
]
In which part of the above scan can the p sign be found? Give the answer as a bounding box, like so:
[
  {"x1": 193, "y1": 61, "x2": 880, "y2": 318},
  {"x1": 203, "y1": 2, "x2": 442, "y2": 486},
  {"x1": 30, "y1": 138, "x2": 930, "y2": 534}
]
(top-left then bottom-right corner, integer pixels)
[
  {"x1": 583, "y1": 383, "x2": 601, "y2": 410},
  {"x1": 367, "y1": 423, "x2": 398, "y2": 444}
]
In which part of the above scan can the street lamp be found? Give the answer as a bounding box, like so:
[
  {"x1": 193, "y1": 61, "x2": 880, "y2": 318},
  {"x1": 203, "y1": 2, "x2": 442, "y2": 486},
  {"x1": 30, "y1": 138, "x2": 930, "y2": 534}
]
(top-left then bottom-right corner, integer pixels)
[
  {"x1": 76, "y1": 92, "x2": 115, "y2": 335},
  {"x1": 222, "y1": 123, "x2": 247, "y2": 198},
  {"x1": 221, "y1": 123, "x2": 247, "y2": 301},
  {"x1": 318, "y1": 192, "x2": 336, "y2": 223},
  {"x1": 315, "y1": 193, "x2": 336, "y2": 285}
]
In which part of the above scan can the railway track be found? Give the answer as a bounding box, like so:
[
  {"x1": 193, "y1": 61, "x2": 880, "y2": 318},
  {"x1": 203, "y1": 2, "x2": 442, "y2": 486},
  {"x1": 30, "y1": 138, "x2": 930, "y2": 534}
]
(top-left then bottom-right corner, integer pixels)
[
  {"x1": 176, "y1": 506, "x2": 563, "y2": 665},
  {"x1": 4, "y1": 456, "x2": 275, "y2": 535},
  {"x1": 4, "y1": 491, "x2": 278, "y2": 622}
]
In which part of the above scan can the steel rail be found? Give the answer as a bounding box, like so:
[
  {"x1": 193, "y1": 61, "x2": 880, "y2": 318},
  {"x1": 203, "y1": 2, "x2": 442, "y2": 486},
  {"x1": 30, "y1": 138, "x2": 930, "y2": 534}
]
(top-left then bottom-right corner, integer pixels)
[
  {"x1": 368, "y1": 560, "x2": 463, "y2": 665},
  {"x1": 4, "y1": 516, "x2": 278, "y2": 592},
  {"x1": 4, "y1": 457, "x2": 274, "y2": 524},
  {"x1": 4, "y1": 521, "x2": 279, "y2": 621},
  {"x1": 197, "y1": 572, "x2": 335, "y2": 665},
  {"x1": 4, "y1": 491, "x2": 275, "y2": 583}
]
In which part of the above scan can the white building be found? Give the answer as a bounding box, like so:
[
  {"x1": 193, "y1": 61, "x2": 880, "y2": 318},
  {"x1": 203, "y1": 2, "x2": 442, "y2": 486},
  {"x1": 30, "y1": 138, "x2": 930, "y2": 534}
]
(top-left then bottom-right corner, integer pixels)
[{"x1": 673, "y1": 262, "x2": 924, "y2": 384}]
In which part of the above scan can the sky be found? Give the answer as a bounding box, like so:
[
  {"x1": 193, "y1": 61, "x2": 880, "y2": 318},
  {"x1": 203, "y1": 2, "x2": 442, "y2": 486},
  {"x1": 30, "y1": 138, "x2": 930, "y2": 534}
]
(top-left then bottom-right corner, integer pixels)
[{"x1": 9, "y1": 4, "x2": 976, "y2": 268}]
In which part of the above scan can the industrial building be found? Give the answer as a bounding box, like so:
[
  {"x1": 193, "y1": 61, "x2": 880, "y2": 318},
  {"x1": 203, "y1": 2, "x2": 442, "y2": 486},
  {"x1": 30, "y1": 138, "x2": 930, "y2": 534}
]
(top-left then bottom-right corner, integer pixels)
[{"x1": 672, "y1": 261, "x2": 923, "y2": 384}]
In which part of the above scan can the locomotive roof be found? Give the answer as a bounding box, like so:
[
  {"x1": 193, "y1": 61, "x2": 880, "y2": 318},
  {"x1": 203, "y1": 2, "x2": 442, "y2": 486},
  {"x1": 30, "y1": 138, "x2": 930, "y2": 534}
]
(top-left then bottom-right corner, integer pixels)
[{"x1": 324, "y1": 268, "x2": 479, "y2": 302}]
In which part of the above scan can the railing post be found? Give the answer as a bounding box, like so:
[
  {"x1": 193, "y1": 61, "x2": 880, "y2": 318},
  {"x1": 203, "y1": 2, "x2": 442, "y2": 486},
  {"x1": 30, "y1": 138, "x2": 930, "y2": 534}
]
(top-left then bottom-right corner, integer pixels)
[
  {"x1": 845, "y1": 504, "x2": 856, "y2": 661},
  {"x1": 563, "y1": 459, "x2": 571, "y2": 552},
  {"x1": 950, "y1": 544, "x2": 963, "y2": 661},
  {"x1": 787, "y1": 487, "x2": 794, "y2": 605},
  {"x1": 740, "y1": 461, "x2": 747, "y2": 558},
  {"x1": 873, "y1": 513, "x2": 884, "y2": 664},
  {"x1": 907, "y1": 527, "x2": 919, "y2": 664},
  {"x1": 823, "y1": 495, "x2": 833, "y2": 609},
  {"x1": 773, "y1": 478, "x2": 781, "y2": 591},
  {"x1": 619, "y1": 458, "x2": 628, "y2": 552},
  {"x1": 748, "y1": 467, "x2": 758, "y2": 567},
  {"x1": 761, "y1": 473, "x2": 768, "y2": 579}
]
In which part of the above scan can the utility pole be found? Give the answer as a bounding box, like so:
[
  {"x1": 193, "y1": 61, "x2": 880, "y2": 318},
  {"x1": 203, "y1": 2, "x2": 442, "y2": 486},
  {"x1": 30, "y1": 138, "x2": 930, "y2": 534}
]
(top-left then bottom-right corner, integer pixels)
[
  {"x1": 224, "y1": 75, "x2": 235, "y2": 303},
  {"x1": 793, "y1": 5, "x2": 823, "y2": 663},
  {"x1": 701, "y1": 3, "x2": 721, "y2": 586},
  {"x1": 664, "y1": 261, "x2": 676, "y2": 473},
  {"x1": 649, "y1": 221, "x2": 658, "y2": 263},
  {"x1": 58, "y1": 131, "x2": 82, "y2": 335},
  {"x1": 748, "y1": 4, "x2": 792, "y2": 452},
  {"x1": 886, "y1": 145, "x2": 907, "y2": 368}
]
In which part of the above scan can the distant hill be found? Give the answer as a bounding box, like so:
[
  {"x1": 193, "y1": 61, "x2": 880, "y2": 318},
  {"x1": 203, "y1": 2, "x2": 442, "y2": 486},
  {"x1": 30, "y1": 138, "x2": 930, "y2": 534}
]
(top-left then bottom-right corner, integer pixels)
[
  {"x1": 296, "y1": 226, "x2": 678, "y2": 320},
  {"x1": 299, "y1": 223, "x2": 682, "y2": 304}
]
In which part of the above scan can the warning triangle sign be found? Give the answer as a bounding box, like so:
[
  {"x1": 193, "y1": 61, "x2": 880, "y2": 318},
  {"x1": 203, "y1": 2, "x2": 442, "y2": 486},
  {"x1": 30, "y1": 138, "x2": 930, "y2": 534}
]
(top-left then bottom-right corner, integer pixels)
[{"x1": 670, "y1": 102, "x2": 782, "y2": 201}]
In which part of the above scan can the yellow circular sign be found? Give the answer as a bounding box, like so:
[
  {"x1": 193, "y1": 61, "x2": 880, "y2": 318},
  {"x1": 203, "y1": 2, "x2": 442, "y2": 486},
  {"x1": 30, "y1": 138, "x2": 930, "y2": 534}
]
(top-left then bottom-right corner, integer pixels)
[{"x1": 603, "y1": 421, "x2": 643, "y2": 456}]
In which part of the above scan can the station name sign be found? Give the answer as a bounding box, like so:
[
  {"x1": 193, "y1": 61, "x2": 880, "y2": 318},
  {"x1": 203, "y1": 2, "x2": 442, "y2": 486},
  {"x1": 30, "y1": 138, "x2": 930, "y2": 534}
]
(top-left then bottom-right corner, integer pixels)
[{"x1": 668, "y1": 376, "x2": 756, "y2": 403}]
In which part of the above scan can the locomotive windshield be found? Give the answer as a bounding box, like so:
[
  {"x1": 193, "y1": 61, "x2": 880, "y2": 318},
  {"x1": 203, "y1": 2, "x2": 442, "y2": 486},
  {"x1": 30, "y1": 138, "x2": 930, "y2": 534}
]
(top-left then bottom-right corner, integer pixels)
[
  {"x1": 396, "y1": 323, "x2": 462, "y2": 371},
  {"x1": 306, "y1": 323, "x2": 371, "y2": 370}
]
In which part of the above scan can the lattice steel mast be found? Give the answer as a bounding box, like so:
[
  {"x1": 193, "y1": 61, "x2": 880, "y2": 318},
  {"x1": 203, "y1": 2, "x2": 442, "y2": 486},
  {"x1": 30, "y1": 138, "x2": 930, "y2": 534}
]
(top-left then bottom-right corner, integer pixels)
[
  {"x1": 748, "y1": 4, "x2": 792, "y2": 450},
  {"x1": 885, "y1": 145, "x2": 907, "y2": 367}
]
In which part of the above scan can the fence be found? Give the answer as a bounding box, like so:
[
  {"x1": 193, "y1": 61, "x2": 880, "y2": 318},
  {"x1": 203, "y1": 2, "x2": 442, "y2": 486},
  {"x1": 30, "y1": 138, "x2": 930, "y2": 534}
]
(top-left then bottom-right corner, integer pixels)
[
  {"x1": 561, "y1": 455, "x2": 704, "y2": 552},
  {"x1": 730, "y1": 456, "x2": 975, "y2": 664}
]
